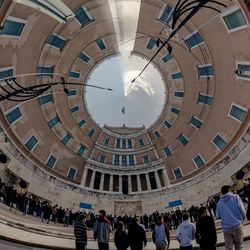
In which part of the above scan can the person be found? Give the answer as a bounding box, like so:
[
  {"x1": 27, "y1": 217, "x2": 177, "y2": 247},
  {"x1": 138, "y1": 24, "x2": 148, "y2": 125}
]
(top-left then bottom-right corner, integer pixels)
[
  {"x1": 64, "y1": 208, "x2": 70, "y2": 227},
  {"x1": 74, "y1": 213, "x2": 88, "y2": 250},
  {"x1": 127, "y1": 217, "x2": 147, "y2": 250},
  {"x1": 94, "y1": 209, "x2": 112, "y2": 250},
  {"x1": 152, "y1": 215, "x2": 170, "y2": 250},
  {"x1": 216, "y1": 185, "x2": 246, "y2": 250},
  {"x1": 195, "y1": 206, "x2": 217, "y2": 250},
  {"x1": 176, "y1": 213, "x2": 195, "y2": 250},
  {"x1": 114, "y1": 221, "x2": 127, "y2": 250}
]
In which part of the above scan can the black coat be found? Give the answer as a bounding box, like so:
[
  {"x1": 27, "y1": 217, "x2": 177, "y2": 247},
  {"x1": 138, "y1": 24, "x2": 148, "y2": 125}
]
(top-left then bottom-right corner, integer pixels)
[{"x1": 127, "y1": 223, "x2": 147, "y2": 250}]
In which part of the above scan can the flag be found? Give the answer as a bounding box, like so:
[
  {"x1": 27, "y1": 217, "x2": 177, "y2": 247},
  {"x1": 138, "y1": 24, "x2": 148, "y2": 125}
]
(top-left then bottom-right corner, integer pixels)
[{"x1": 121, "y1": 106, "x2": 125, "y2": 114}]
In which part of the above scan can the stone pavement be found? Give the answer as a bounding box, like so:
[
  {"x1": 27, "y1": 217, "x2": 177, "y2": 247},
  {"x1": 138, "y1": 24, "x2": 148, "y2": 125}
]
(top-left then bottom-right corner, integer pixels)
[{"x1": 0, "y1": 203, "x2": 249, "y2": 250}]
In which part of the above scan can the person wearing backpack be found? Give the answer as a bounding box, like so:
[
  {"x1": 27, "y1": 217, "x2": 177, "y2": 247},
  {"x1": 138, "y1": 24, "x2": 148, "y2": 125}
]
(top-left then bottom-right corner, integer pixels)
[{"x1": 152, "y1": 215, "x2": 170, "y2": 250}]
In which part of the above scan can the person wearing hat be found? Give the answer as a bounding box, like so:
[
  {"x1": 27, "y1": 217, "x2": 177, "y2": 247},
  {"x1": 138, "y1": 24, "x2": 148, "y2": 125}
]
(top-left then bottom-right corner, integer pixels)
[
  {"x1": 74, "y1": 213, "x2": 88, "y2": 250},
  {"x1": 216, "y1": 185, "x2": 246, "y2": 250},
  {"x1": 94, "y1": 209, "x2": 112, "y2": 250}
]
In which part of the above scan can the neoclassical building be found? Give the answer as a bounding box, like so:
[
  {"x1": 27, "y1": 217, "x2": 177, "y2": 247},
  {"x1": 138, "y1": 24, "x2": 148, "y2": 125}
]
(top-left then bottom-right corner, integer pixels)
[{"x1": 0, "y1": 0, "x2": 250, "y2": 215}]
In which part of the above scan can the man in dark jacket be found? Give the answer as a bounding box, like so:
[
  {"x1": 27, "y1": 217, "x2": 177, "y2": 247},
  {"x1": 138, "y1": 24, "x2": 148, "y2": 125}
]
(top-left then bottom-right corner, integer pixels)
[
  {"x1": 127, "y1": 217, "x2": 147, "y2": 250},
  {"x1": 74, "y1": 213, "x2": 88, "y2": 250},
  {"x1": 195, "y1": 206, "x2": 217, "y2": 250}
]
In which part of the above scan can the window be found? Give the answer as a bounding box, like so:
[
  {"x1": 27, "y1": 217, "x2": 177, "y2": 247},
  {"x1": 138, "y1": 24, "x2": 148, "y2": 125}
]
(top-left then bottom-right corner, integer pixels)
[
  {"x1": 164, "y1": 120, "x2": 172, "y2": 128},
  {"x1": 48, "y1": 115, "x2": 61, "y2": 128},
  {"x1": 25, "y1": 135, "x2": 38, "y2": 151},
  {"x1": 116, "y1": 138, "x2": 121, "y2": 148},
  {"x1": 172, "y1": 72, "x2": 183, "y2": 79},
  {"x1": 236, "y1": 63, "x2": 250, "y2": 80},
  {"x1": 0, "y1": 67, "x2": 13, "y2": 80},
  {"x1": 184, "y1": 32, "x2": 203, "y2": 49},
  {"x1": 61, "y1": 133, "x2": 72, "y2": 145},
  {"x1": 88, "y1": 129, "x2": 95, "y2": 138},
  {"x1": 197, "y1": 65, "x2": 214, "y2": 77},
  {"x1": 159, "y1": 5, "x2": 173, "y2": 24},
  {"x1": 190, "y1": 116, "x2": 203, "y2": 129},
  {"x1": 79, "y1": 52, "x2": 91, "y2": 63},
  {"x1": 78, "y1": 119, "x2": 86, "y2": 127},
  {"x1": 122, "y1": 139, "x2": 126, "y2": 149},
  {"x1": 69, "y1": 71, "x2": 80, "y2": 79},
  {"x1": 146, "y1": 38, "x2": 156, "y2": 50},
  {"x1": 162, "y1": 53, "x2": 173, "y2": 63},
  {"x1": 96, "y1": 38, "x2": 106, "y2": 51},
  {"x1": 139, "y1": 139, "x2": 144, "y2": 147},
  {"x1": 129, "y1": 155, "x2": 135, "y2": 166},
  {"x1": 47, "y1": 34, "x2": 67, "y2": 50},
  {"x1": 174, "y1": 91, "x2": 184, "y2": 98},
  {"x1": 78, "y1": 144, "x2": 86, "y2": 156},
  {"x1": 193, "y1": 154, "x2": 205, "y2": 168},
  {"x1": 99, "y1": 155, "x2": 106, "y2": 163},
  {"x1": 74, "y1": 6, "x2": 93, "y2": 27},
  {"x1": 178, "y1": 133, "x2": 188, "y2": 145},
  {"x1": 122, "y1": 155, "x2": 127, "y2": 166},
  {"x1": 173, "y1": 168, "x2": 183, "y2": 179},
  {"x1": 37, "y1": 66, "x2": 54, "y2": 77},
  {"x1": 164, "y1": 146, "x2": 172, "y2": 157},
  {"x1": 149, "y1": 172, "x2": 157, "y2": 190},
  {"x1": 229, "y1": 104, "x2": 247, "y2": 122},
  {"x1": 127, "y1": 139, "x2": 132, "y2": 148},
  {"x1": 67, "y1": 89, "x2": 77, "y2": 96},
  {"x1": 104, "y1": 138, "x2": 110, "y2": 146},
  {"x1": 6, "y1": 107, "x2": 22, "y2": 125},
  {"x1": 46, "y1": 154, "x2": 57, "y2": 168},
  {"x1": 154, "y1": 131, "x2": 161, "y2": 139},
  {"x1": 39, "y1": 94, "x2": 53, "y2": 105},
  {"x1": 114, "y1": 154, "x2": 120, "y2": 165},
  {"x1": 67, "y1": 167, "x2": 76, "y2": 180},
  {"x1": 0, "y1": 17, "x2": 25, "y2": 37},
  {"x1": 223, "y1": 9, "x2": 247, "y2": 31},
  {"x1": 143, "y1": 155, "x2": 150, "y2": 164},
  {"x1": 70, "y1": 105, "x2": 79, "y2": 113},
  {"x1": 171, "y1": 107, "x2": 180, "y2": 115},
  {"x1": 197, "y1": 93, "x2": 212, "y2": 105},
  {"x1": 213, "y1": 134, "x2": 227, "y2": 150}
]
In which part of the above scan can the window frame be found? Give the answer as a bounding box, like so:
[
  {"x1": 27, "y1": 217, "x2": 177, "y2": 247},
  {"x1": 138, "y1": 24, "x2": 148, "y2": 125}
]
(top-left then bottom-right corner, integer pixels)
[
  {"x1": 172, "y1": 167, "x2": 183, "y2": 180},
  {"x1": 5, "y1": 105, "x2": 22, "y2": 125},
  {"x1": 192, "y1": 153, "x2": 206, "y2": 169},
  {"x1": 46, "y1": 153, "x2": 58, "y2": 169},
  {"x1": 24, "y1": 135, "x2": 39, "y2": 152},
  {"x1": 228, "y1": 102, "x2": 247, "y2": 123},
  {"x1": 212, "y1": 134, "x2": 228, "y2": 150},
  {"x1": 184, "y1": 31, "x2": 204, "y2": 49},
  {"x1": 46, "y1": 33, "x2": 67, "y2": 50},
  {"x1": 95, "y1": 38, "x2": 107, "y2": 51},
  {"x1": 67, "y1": 167, "x2": 77, "y2": 180},
  {"x1": 0, "y1": 16, "x2": 26, "y2": 38}
]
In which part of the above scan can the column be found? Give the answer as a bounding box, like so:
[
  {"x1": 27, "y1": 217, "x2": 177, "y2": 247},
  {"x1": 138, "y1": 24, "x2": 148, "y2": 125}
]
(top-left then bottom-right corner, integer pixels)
[
  {"x1": 100, "y1": 173, "x2": 104, "y2": 190},
  {"x1": 128, "y1": 175, "x2": 132, "y2": 194},
  {"x1": 89, "y1": 170, "x2": 95, "y2": 189},
  {"x1": 109, "y1": 174, "x2": 113, "y2": 192},
  {"x1": 119, "y1": 175, "x2": 122, "y2": 193},
  {"x1": 81, "y1": 168, "x2": 87, "y2": 186},
  {"x1": 155, "y1": 171, "x2": 161, "y2": 189},
  {"x1": 146, "y1": 173, "x2": 151, "y2": 190},
  {"x1": 162, "y1": 168, "x2": 170, "y2": 187},
  {"x1": 137, "y1": 175, "x2": 142, "y2": 192}
]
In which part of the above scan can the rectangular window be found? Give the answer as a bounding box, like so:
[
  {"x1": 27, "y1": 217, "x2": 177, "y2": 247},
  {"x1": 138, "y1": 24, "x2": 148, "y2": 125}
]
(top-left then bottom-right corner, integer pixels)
[
  {"x1": 48, "y1": 115, "x2": 61, "y2": 128},
  {"x1": 178, "y1": 133, "x2": 188, "y2": 145},
  {"x1": 46, "y1": 154, "x2": 57, "y2": 168},
  {"x1": 99, "y1": 155, "x2": 106, "y2": 163},
  {"x1": 164, "y1": 120, "x2": 172, "y2": 128},
  {"x1": 174, "y1": 91, "x2": 184, "y2": 98},
  {"x1": 229, "y1": 104, "x2": 247, "y2": 122},
  {"x1": 162, "y1": 53, "x2": 173, "y2": 64},
  {"x1": 173, "y1": 168, "x2": 183, "y2": 179},
  {"x1": 171, "y1": 107, "x2": 180, "y2": 115},
  {"x1": 25, "y1": 135, "x2": 38, "y2": 151},
  {"x1": 88, "y1": 128, "x2": 95, "y2": 138},
  {"x1": 67, "y1": 89, "x2": 77, "y2": 96},
  {"x1": 122, "y1": 139, "x2": 126, "y2": 149},
  {"x1": 122, "y1": 155, "x2": 127, "y2": 166},
  {"x1": 6, "y1": 106, "x2": 22, "y2": 125},
  {"x1": 114, "y1": 154, "x2": 120, "y2": 165},
  {"x1": 154, "y1": 131, "x2": 161, "y2": 139},
  {"x1": 0, "y1": 18, "x2": 25, "y2": 36},
  {"x1": 79, "y1": 52, "x2": 91, "y2": 63},
  {"x1": 197, "y1": 93, "x2": 212, "y2": 105},
  {"x1": 193, "y1": 154, "x2": 205, "y2": 168},
  {"x1": 213, "y1": 134, "x2": 227, "y2": 150},
  {"x1": 164, "y1": 146, "x2": 172, "y2": 157},
  {"x1": 104, "y1": 138, "x2": 110, "y2": 146},
  {"x1": 61, "y1": 133, "x2": 72, "y2": 145},
  {"x1": 74, "y1": 6, "x2": 93, "y2": 27},
  {"x1": 47, "y1": 34, "x2": 67, "y2": 50},
  {"x1": 127, "y1": 139, "x2": 132, "y2": 148},
  {"x1": 143, "y1": 155, "x2": 150, "y2": 164},
  {"x1": 96, "y1": 38, "x2": 106, "y2": 51},
  {"x1": 159, "y1": 5, "x2": 173, "y2": 24},
  {"x1": 37, "y1": 66, "x2": 54, "y2": 77},
  {"x1": 223, "y1": 9, "x2": 247, "y2": 31},
  {"x1": 172, "y1": 72, "x2": 183, "y2": 79},
  {"x1": 184, "y1": 32, "x2": 203, "y2": 49},
  {"x1": 129, "y1": 155, "x2": 135, "y2": 166},
  {"x1": 116, "y1": 138, "x2": 121, "y2": 148},
  {"x1": 190, "y1": 116, "x2": 203, "y2": 129},
  {"x1": 0, "y1": 67, "x2": 13, "y2": 80},
  {"x1": 70, "y1": 105, "x2": 79, "y2": 113},
  {"x1": 146, "y1": 38, "x2": 156, "y2": 50},
  {"x1": 67, "y1": 167, "x2": 76, "y2": 180},
  {"x1": 69, "y1": 71, "x2": 80, "y2": 79},
  {"x1": 78, "y1": 119, "x2": 86, "y2": 127},
  {"x1": 139, "y1": 139, "x2": 144, "y2": 147},
  {"x1": 197, "y1": 65, "x2": 214, "y2": 77},
  {"x1": 39, "y1": 94, "x2": 53, "y2": 105},
  {"x1": 78, "y1": 144, "x2": 86, "y2": 156},
  {"x1": 236, "y1": 63, "x2": 250, "y2": 80}
]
